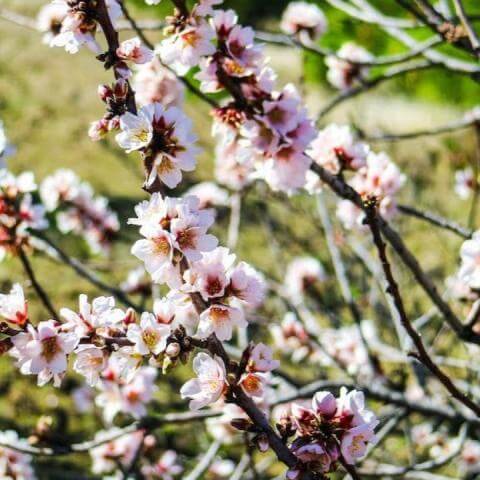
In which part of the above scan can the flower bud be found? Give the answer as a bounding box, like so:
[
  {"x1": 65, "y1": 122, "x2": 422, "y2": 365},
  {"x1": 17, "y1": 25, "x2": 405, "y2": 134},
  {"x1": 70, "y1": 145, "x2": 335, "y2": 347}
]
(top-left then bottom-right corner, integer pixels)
[
  {"x1": 123, "y1": 308, "x2": 137, "y2": 326},
  {"x1": 312, "y1": 391, "x2": 337, "y2": 417},
  {"x1": 98, "y1": 84, "x2": 113, "y2": 102},
  {"x1": 166, "y1": 342, "x2": 181, "y2": 358},
  {"x1": 113, "y1": 79, "x2": 128, "y2": 100}
]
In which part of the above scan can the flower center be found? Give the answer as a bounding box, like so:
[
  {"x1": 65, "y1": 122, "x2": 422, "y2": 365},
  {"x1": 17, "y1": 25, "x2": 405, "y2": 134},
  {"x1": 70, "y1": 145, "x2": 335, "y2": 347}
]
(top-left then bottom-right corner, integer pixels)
[{"x1": 42, "y1": 336, "x2": 60, "y2": 362}]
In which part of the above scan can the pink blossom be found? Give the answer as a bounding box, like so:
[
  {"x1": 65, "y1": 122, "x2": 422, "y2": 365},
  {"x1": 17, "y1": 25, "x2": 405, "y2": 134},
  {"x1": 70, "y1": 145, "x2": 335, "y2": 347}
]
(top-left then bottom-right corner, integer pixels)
[
  {"x1": 142, "y1": 450, "x2": 183, "y2": 480},
  {"x1": 116, "y1": 103, "x2": 199, "y2": 189},
  {"x1": 10, "y1": 320, "x2": 79, "y2": 386},
  {"x1": 458, "y1": 231, "x2": 480, "y2": 289},
  {"x1": 326, "y1": 43, "x2": 373, "y2": 90},
  {"x1": 180, "y1": 352, "x2": 227, "y2": 410},
  {"x1": 183, "y1": 247, "x2": 236, "y2": 301},
  {"x1": 60, "y1": 294, "x2": 125, "y2": 337},
  {"x1": 197, "y1": 303, "x2": 247, "y2": 341},
  {"x1": 309, "y1": 124, "x2": 369, "y2": 175},
  {"x1": 159, "y1": 21, "x2": 216, "y2": 75},
  {"x1": 230, "y1": 261, "x2": 266, "y2": 308},
  {"x1": 117, "y1": 37, "x2": 154, "y2": 64},
  {"x1": 0, "y1": 283, "x2": 28, "y2": 326},
  {"x1": 280, "y1": 2, "x2": 328, "y2": 41},
  {"x1": 248, "y1": 343, "x2": 279, "y2": 372},
  {"x1": 127, "y1": 312, "x2": 171, "y2": 355},
  {"x1": 0, "y1": 430, "x2": 36, "y2": 480},
  {"x1": 285, "y1": 256, "x2": 326, "y2": 301},
  {"x1": 455, "y1": 167, "x2": 475, "y2": 199},
  {"x1": 133, "y1": 59, "x2": 185, "y2": 107},
  {"x1": 73, "y1": 345, "x2": 108, "y2": 386}
]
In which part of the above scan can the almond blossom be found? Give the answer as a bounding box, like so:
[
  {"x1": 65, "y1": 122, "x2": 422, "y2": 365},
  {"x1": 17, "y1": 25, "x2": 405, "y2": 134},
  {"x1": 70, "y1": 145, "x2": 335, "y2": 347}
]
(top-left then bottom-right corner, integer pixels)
[
  {"x1": 130, "y1": 194, "x2": 217, "y2": 285},
  {"x1": 40, "y1": 169, "x2": 119, "y2": 254},
  {"x1": 117, "y1": 37, "x2": 154, "y2": 65},
  {"x1": 197, "y1": 303, "x2": 246, "y2": 341},
  {"x1": 60, "y1": 294, "x2": 125, "y2": 337},
  {"x1": 127, "y1": 312, "x2": 171, "y2": 356},
  {"x1": 0, "y1": 430, "x2": 36, "y2": 480},
  {"x1": 133, "y1": 59, "x2": 185, "y2": 108},
  {"x1": 336, "y1": 151, "x2": 406, "y2": 229},
  {"x1": 0, "y1": 169, "x2": 48, "y2": 261},
  {"x1": 10, "y1": 320, "x2": 79, "y2": 386},
  {"x1": 326, "y1": 43, "x2": 373, "y2": 91},
  {"x1": 284, "y1": 256, "x2": 326, "y2": 302},
  {"x1": 285, "y1": 388, "x2": 377, "y2": 477},
  {"x1": 458, "y1": 231, "x2": 480, "y2": 289},
  {"x1": 90, "y1": 429, "x2": 145, "y2": 475},
  {"x1": 455, "y1": 166, "x2": 475, "y2": 199},
  {"x1": 49, "y1": 0, "x2": 121, "y2": 54},
  {"x1": 116, "y1": 103, "x2": 199, "y2": 189},
  {"x1": 159, "y1": 21, "x2": 216, "y2": 75},
  {"x1": 36, "y1": 1, "x2": 68, "y2": 45},
  {"x1": 185, "y1": 182, "x2": 229, "y2": 209},
  {"x1": 308, "y1": 124, "x2": 369, "y2": 175},
  {"x1": 73, "y1": 345, "x2": 108, "y2": 387},
  {"x1": 0, "y1": 283, "x2": 28, "y2": 326},
  {"x1": 180, "y1": 352, "x2": 227, "y2": 410},
  {"x1": 141, "y1": 450, "x2": 183, "y2": 480},
  {"x1": 280, "y1": 2, "x2": 328, "y2": 42}
]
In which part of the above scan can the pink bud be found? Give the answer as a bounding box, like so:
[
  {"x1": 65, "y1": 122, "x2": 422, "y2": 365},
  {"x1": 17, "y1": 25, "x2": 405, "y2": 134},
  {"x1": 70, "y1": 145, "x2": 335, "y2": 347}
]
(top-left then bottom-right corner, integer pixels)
[
  {"x1": 166, "y1": 342, "x2": 180, "y2": 358},
  {"x1": 113, "y1": 79, "x2": 128, "y2": 100},
  {"x1": 312, "y1": 391, "x2": 337, "y2": 417},
  {"x1": 98, "y1": 84, "x2": 113, "y2": 102}
]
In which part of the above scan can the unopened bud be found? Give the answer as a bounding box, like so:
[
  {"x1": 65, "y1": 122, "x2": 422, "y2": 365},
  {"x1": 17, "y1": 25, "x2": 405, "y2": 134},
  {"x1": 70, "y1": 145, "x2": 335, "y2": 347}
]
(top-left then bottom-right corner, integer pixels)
[
  {"x1": 98, "y1": 84, "x2": 113, "y2": 102},
  {"x1": 113, "y1": 79, "x2": 128, "y2": 100},
  {"x1": 166, "y1": 342, "x2": 181, "y2": 358},
  {"x1": 123, "y1": 308, "x2": 137, "y2": 326}
]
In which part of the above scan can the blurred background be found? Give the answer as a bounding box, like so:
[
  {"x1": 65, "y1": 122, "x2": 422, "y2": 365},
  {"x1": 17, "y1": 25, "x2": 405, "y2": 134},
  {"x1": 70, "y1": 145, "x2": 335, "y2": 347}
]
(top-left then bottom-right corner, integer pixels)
[{"x1": 1, "y1": 0, "x2": 480, "y2": 478}]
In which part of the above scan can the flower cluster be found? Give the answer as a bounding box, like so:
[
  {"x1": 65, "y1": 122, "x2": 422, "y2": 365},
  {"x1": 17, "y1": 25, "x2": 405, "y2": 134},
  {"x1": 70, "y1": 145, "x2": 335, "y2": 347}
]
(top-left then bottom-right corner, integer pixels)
[
  {"x1": 156, "y1": 4, "x2": 317, "y2": 192},
  {"x1": 282, "y1": 389, "x2": 378, "y2": 478},
  {"x1": 181, "y1": 342, "x2": 278, "y2": 410},
  {"x1": 130, "y1": 193, "x2": 217, "y2": 286},
  {"x1": 336, "y1": 151, "x2": 406, "y2": 229},
  {"x1": 40, "y1": 169, "x2": 119, "y2": 254},
  {"x1": 0, "y1": 169, "x2": 48, "y2": 261},
  {"x1": 47, "y1": 0, "x2": 121, "y2": 54}
]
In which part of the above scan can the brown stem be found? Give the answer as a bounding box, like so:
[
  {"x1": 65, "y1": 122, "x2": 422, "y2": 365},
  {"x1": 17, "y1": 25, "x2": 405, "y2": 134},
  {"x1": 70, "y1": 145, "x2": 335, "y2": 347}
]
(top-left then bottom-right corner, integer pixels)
[
  {"x1": 18, "y1": 247, "x2": 59, "y2": 321},
  {"x1": 364, "y1": 200, "x2": 480, "y2": 418}
]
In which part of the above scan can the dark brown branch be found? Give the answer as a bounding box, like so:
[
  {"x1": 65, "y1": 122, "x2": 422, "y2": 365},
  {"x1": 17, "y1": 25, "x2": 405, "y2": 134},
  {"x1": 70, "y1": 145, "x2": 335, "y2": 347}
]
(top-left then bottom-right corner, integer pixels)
[
  {"x1": 31, "y1": 230, "x2": 141, "y2": 312},
  {"x1": 397, "y1": 204, "x2": 473, "y2": 239},
  {"x1": 309, "y1": 162, "x2": 479, "y2": 344},
  {"x1": 18, "y1": 247, "x2": 59, "y2": 321},
  {"x1": 317, "y1": 60, "x2": 435, "y2": 120},
  {"x1": 364, "y1": 200, "x2": 480, "y2": 417}
]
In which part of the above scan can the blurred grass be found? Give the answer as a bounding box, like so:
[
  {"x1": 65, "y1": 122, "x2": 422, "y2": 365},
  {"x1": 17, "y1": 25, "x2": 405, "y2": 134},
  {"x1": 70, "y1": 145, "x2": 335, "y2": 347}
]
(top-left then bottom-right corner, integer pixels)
[{"x1": 0, "y1": 0, "x2": 479, "y2": 478}]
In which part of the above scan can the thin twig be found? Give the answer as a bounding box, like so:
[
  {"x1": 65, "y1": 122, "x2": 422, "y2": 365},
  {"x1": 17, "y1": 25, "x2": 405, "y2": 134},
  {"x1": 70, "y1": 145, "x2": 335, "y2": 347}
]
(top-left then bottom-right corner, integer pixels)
[
  {"x1": 364, "y1": 201, "x2": 480, "y2": 417},
  {"x1": 31, "y1": 230, "x2": 141, "y2": 311},
  {"x1": 397, "y1": 204, "x2": 473, "y2": 239},
  {"x1": 18, "y1": 247, "x2": 59, "y2": 321}
]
